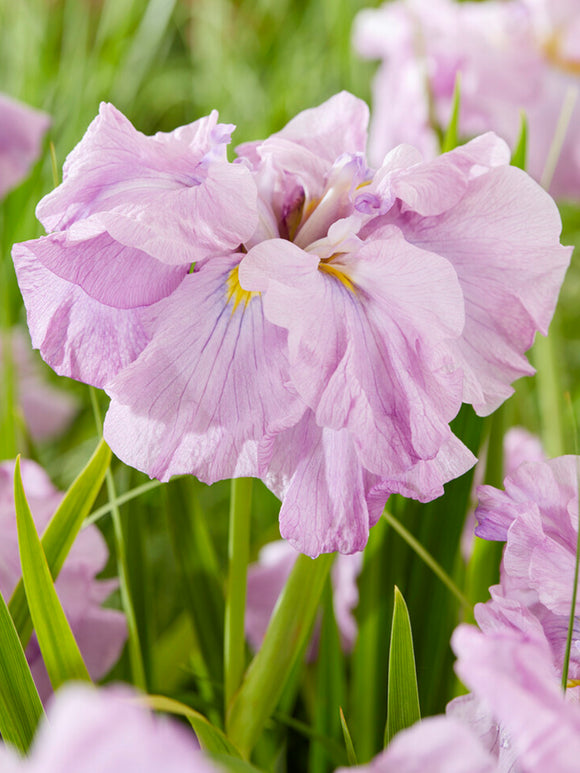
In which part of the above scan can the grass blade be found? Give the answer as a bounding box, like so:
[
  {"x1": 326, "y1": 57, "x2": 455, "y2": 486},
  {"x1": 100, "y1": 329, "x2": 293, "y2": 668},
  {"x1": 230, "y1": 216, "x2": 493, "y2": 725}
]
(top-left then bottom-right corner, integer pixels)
[
  {"x1": 14, "y1": 457, "x2": 91, "y2": 690},
  {"x1": 165, "y1": 478, "x2": 225, "y2": 700},
  {"x1": 441, "y1": 72, "x2": 461, "y2": 153},
  {"x1": 309, "y1": 577, "x2": 347, "y2": 773},
  {"x1": 0, "y1": 589, "x2": 44, "y2": 753},
  {"x1": 511, "y1": 111, "x2": 528, "y2": 170},
  {"x1": 339, "y1": 708, "x2": 358, "y2": 766},
  {"x1": 227, "y1": 552, "x2": 334, "y2": 757},
  {"x1": 225, "y1": 478, "x2": 253, "y2": 712},
  {"x1": 143, "y1": 694, "x2": 242, "y2": 758},
  {"x1": 9, "y1": 439, "x2": 111, "y2": 645},
  {"x1": 385, "y1": 586, "x2": 420, "y2": 746}
]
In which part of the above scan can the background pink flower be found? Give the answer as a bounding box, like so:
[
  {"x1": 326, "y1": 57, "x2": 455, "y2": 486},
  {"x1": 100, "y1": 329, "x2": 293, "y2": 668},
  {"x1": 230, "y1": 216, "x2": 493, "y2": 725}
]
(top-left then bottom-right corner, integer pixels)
[
  {"x1": 0, "y1": 328, "x2": 78, "y2": 442},
  {"x1": 0, "y1": 94, "x2": 49, "y2": 198},
  {"x1": 0, "y1": 683, "x2": 214, "y2": 772},
  {"x1": 0, "y1": 459, "x2": 127, "y2": 700},
  {"x1": 354, "y1": 0, "x2": 580, "y2": 198},
  {"x1": 245, "y1": 540, "x2": 362, "y2": 655}
]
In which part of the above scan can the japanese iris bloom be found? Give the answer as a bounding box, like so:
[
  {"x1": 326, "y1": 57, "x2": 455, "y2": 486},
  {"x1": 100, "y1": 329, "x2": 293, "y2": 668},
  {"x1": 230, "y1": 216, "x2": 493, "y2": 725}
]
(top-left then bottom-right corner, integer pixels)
[
  {"x1": 448, "y1": 615, "x2": 580, "y2": 772},
  {"x1": 13, "y1": 93, "x2": 571, "y2": 556},
  {"x1": 0, "y1": 328, "x2": 78, "y2": 442},
  {"x1": 0, "y1": 684, "x2": 217, "y2": 772},
  {"x1": 460, "y1": 427, "x2": 546, "y2": 559},
  {"x1": 0, "y1": 459, "x2": 127, "y2": 701},
  {"x1": 475, "y1": 455, "x2": 580, "y2": 679},
  {"x1": 0, "y1": 94, "x2": 50, "y2": 198},
  {"x1": 245, "y1": 540, "x2": 362, "y2": 655},
  {"x1": 354, "y1": 0, "x2": 580, "y2": 198}
]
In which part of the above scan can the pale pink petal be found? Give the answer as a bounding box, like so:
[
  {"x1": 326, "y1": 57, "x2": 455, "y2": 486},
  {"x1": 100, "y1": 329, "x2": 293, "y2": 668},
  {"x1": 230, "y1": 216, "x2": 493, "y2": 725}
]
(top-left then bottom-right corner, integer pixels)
[
  {"x1": 17, "y1": 230, "x2": 187, "y2": 309},
  {"x1": 336, "y1": 716, "x2": 496, "y2": 772},
  {"x1": 26, "y1": 684, "x2": 209, "y2": 772},
  {"x1": 104, "y1": 255, "x2": 304, "y2": 483},
  {"x1": 37, "y1": 103, "x2": 257, "y2": 265},
  {"x1": 0, "y1": 94, "x2": 50, "y2": 197},
  {"x1": 395, "y1": 164, "x2": 571, "y2": 414},
  {"x1": 13, "y1": 243, "x2": 151, "y2": 388},
  {"x1": 264, "y1": 416, "x2": 371, "y2": 556},
  {"x1": 453, "y1": 624, "x2": 580, "y2": 771},
  {"x1": 238, "y1": 91, "x2": 368, "y2": 172},
  {"x1": 241, "y1": 233, "x2": 469, "y2": 484}
]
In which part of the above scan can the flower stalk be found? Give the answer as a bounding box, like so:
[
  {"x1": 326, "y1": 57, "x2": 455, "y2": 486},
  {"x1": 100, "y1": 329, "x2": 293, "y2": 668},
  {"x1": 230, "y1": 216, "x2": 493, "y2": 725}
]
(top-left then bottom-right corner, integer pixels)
[
  {"x1": 226, "y1": 551, "x2": 334, "y2": 757},
  {"x1": 224, "y1": 477, "x2": 253, "y2": 713}
]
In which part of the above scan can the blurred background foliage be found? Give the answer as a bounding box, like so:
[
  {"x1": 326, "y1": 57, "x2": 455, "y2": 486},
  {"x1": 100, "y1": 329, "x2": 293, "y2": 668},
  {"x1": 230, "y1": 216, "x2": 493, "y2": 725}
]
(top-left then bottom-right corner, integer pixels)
[{"x1": 1, "y1": 1, "x2": 580, "y2": 770}]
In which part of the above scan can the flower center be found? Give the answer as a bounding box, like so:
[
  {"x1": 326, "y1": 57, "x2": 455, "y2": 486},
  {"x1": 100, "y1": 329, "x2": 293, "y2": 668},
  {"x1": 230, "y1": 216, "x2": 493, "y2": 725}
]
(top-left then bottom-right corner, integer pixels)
[
  {"x1": 542, "y1": 30, "x2": 580, "y2": 75},
  {"x1": 226, "y1": 265, "x2": 259, "y2": 312}
]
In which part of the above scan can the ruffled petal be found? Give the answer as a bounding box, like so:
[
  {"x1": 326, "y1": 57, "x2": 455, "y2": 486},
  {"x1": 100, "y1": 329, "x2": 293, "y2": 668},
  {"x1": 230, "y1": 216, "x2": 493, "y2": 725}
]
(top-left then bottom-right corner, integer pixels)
[
  {"x1": 241, "y1": 232, "x2": 467, "y2": 482},
  {"x1": 104, "y1": 255, "x2": 304, "y2": 482},
  {"x1": 15, "y1": 230, "x2": 187, "y2": 309},
  {"x1": 395, "y1": 164, "x2": 572, "y2": 414},
  {"x1": 13, "y1": 243, "x2": 151, "y2": 387},
  {"x1": 37, "y1": 103, "x2": 257, "y2": 264},
  {"x1": 0, "y1": 94, "x2": 50, "y2": 197},
  {"x1": 272, "y1": 421, "x2": 371, "y2": 557}
]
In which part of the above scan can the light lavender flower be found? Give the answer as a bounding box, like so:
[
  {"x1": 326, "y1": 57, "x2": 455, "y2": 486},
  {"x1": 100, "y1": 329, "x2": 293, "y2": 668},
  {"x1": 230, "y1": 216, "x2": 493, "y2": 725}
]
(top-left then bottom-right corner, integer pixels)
[
  {"x1": 0, "y1": 328, "x2": 78, "y2": 442},
  {"x1": 354, "y1": 0, "x2": 580, "y2": 198},
  {"x1": 0, "y1": 94, "x2": 49, "y2": 198},
  {"x1": 336, "y1": 716, "x2": 496, "y2": 772},
  {"x1": 0, "y1": 459, "x2": 126, "y2": 700},
  {"x1": 245, "y1": 540, "x2": 361, "y2": 655},
  {"x1": 461, "y1": 427, "x2": 546, "y2": 559},
  {"x1": 475, "y1": 454, "x2": 580, "y2": 679},
  {"x1": 0, "y1": 683, "x2": 217, "y2": 772},
  {"x1": 13, "y1": 93, "x2": 571, "y2": 555},
  {"x1": 450, "y1": 619, "x2": 580, "y2": 771}
]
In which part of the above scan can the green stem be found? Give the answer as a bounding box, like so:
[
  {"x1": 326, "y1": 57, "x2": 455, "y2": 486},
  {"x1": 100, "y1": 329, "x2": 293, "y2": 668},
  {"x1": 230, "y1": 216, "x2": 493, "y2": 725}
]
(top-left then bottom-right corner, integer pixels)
[
  {"x1": 0, "y1": 327, "x2": 17, "y2": 461},
  {"x1": 533, "y1": 333, "x2": 565, "y2": 457},
  {"x1": 84, "y1": 479, "x2": 166, "y2": 526},
  {"x1": 226, "y1": 552, "x2": 334, "y2": 757},
  {"x1": 382, "y1": 511, "x2": 472, "y2": 612},
  {"x1": 350, "y1": 515, "x2": 390, "y2": 763},
  {"x1": 465, "y1": 409, "x2": 506, "y2": 607},
  {"x1": 89, "y1": 387, "x2": 146, "y2": 690},
  {"x1": 562, "y1": 460, "x2": 580, "y2": 690},
  {"x1": 224, "y1": 477, "x2": 253, "y2": 713},
  {"x1": 562, "y1": 399, "x2": 580, "y2": 690}
]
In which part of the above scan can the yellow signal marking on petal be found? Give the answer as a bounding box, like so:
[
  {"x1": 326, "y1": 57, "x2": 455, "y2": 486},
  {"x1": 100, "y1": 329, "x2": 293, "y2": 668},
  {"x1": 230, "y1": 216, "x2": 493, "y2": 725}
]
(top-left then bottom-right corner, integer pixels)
[
  {"x1": 318, "y1": 260, "x2": 356, "y2": 293},
  {"x1": 226, "y1": 265, "x2": 258, "y2": 313},
  {"x1": 567, "y1": 679, "x2": 580, "y2": 688},
  {"x1": 543, "y1": 33, "x2": 580, "y2": 76}
]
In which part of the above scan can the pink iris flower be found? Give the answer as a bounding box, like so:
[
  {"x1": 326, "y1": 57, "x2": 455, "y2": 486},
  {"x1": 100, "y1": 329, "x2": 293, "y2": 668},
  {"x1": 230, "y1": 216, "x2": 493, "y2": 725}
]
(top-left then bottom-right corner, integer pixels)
[
  {"x1": 0, "y1": 94, "x2": 49, "y2": 198},
  {"x1": 0, "y1": 684, "x2": 214, "y2": 772},
  {"x1": 0, "y1": 459, "x2": 127, "y2": 701},
  {"x1": 340, "y1": 452, "x2": 580, "y2": 771},
  {"x1": 13, "y1": 93, "x2": 570, "y2": 556},
  {"x1": 245, "y1": 540, "x2": 361, "y2": 655},
  {"x1": 0, "y1": 328, "x2": 78, "y2": 442},
  {"x1": 354, "y1": 0, "x2": 580, "y2": 198}
]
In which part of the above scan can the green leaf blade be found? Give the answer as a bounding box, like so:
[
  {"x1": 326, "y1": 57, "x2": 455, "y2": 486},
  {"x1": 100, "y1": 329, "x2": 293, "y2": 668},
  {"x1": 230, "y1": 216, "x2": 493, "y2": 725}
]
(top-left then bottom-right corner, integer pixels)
[
  {"x1": 0, "y1": 589, "x2": 44, "y2": 753},
  {"x1": 441, "y1": 72, "x2": 461, "y2": 153},
  {"x1": 339, "y1": 708, "x2": 358, "y2": 767},
  {"x1": 14, "y1": 457, "x2": 91, "y2": 691},
  {"x1": 143, "y1": 694, "x2": 242, "y2": 758},
  {"x1": 9, "y1": 439, "x2": 111, "y2": 644},
  {"x1": 385, "y1": 586, "x2": 420, "y2": 746},
  {"x1": 511, "y1": 111, "x2": 528, "y2": 170}
]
